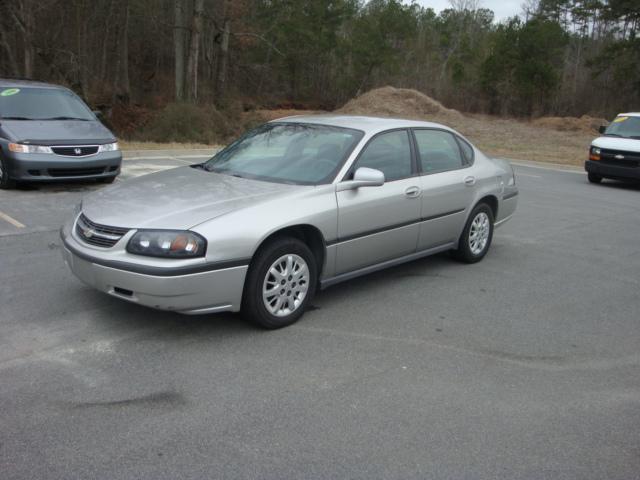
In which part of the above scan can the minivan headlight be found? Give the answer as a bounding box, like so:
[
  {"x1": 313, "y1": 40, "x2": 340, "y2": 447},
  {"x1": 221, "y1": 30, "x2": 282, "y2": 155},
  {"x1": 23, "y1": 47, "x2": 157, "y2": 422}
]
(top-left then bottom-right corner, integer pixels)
[
  {"x1": 127, "y1": 230, "x2": 206, "y2": 258},
  {"x1": 8, "y1": 143, "x2": 53, "y2": 154},
  {"x1": 98, "y1": 142, "x2": 119, "y2": 152}
]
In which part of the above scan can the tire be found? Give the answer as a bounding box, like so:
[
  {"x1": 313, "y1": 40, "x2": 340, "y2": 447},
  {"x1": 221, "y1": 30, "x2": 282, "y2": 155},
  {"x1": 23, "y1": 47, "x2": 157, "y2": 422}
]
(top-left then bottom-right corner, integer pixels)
[
  {"x1": 242, "y1": 237, "x2": 317, "y2": 329},
  {"x1": 452, "y1": 203, "x2": 494, "y2": 264},
  {"x1": 98, "y1": 176, "x2": 116, "y2": 184},
  {"x1": 588, "y1": 173, "x2": 603, "y2": 184},
  {"x1": 0, "y1": 156, "x2": 16, "y2": 190}
]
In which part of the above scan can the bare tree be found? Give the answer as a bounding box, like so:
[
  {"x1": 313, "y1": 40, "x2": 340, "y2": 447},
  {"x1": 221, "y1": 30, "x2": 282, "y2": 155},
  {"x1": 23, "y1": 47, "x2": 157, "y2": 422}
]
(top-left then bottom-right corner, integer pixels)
[
  {"x1": 174, "y1": 0, "x2": 187, "y2": 101},
  {"x1": 185, "y1": 0, "x2": 204, "y2": 102}
]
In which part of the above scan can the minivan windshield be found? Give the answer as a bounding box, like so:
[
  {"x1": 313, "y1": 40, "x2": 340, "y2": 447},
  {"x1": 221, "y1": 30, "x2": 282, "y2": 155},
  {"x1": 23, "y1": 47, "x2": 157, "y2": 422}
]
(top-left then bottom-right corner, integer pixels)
[
  {"x1": 604, "y1": 116, "x2": 640, "y2": 139},
  {"x1": 202, "y1": 123, "x2": 363, "y2": 185},
  {"x1": 0, "y1": 87, "x2": 95, "y2": 121}
]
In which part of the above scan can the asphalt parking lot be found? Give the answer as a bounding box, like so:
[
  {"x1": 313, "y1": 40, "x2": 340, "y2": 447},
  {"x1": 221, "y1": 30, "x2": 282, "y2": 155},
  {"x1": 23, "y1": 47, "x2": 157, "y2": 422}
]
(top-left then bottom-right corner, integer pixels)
[{"x1": 1, "y1": 153, "x2": 639, "y2": 480}]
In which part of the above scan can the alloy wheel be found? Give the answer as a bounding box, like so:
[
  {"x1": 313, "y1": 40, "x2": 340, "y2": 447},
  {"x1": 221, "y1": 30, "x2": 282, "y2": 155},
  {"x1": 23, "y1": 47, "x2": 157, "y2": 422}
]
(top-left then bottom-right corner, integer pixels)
[
  {"x1": 468, "y1": 212, "x2": 490, "y2": 255},
  {"x1": 262, "y1": 254, "x2": 310, "y2": 317}
]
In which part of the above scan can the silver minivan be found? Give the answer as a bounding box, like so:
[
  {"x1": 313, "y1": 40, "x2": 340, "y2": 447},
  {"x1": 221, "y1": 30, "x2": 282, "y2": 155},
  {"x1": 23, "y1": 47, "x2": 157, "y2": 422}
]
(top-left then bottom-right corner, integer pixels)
[{"x1": 0, "y1": 79, "x2": 121, "y2": 189}]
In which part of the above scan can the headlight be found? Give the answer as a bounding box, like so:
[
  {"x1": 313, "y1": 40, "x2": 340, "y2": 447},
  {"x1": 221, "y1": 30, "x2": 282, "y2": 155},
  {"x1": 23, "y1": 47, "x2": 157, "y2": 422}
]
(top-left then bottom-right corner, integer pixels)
[
  {"x1": 127, "y1": 230, "x2": 206, "y2": 258},
  {"x1": 8, "y1": 143, "x2": 53, "y2": 154},
  {"x1": 98, "y1": 142, "x2": 119, "y2": 152},
  {"x1": 590, "y1": 146, "x2": 601, "y2": 161},
  {"x1": 591, "y1": 147, "x2": 601, "y2": 155}
]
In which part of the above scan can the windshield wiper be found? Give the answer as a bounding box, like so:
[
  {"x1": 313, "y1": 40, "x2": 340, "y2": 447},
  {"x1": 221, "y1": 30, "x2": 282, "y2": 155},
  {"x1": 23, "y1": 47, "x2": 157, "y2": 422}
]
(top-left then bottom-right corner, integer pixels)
[
  {"x1": 0, "y1": 116, "x2": 33, "y2": 120},
  {"x1": 38, "y1": 116, "x2": 91, "y2": 121},
  {"x1": 604, "y1": 133, "x2": 623, "y2": 137}
]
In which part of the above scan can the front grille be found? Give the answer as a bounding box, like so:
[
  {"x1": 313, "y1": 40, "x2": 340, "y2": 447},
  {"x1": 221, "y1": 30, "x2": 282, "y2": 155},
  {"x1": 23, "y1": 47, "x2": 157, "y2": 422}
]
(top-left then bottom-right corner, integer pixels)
[
  {"x1": 600, "y1": 149, "x2": 640, "y2": 168},
  {"x1": 75, "y1": 213, "x2": 129, "y2": 248},
  {"x1": 49, "y1": 167, "x2": 106, "y2": 177},
  {"x1": 51, "y1": 146, "x2": 99, "y2": 157}
]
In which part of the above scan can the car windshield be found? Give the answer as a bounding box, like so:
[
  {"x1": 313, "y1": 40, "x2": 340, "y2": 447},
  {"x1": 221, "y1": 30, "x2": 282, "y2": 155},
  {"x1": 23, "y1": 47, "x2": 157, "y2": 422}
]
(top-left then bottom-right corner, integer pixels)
[
  {"x1": 0, "y1": 87, "x2": 94, "y2": 121},
  {"x1": 202, "y1": 123, "x2": 363, "y2": 185},
  {"x1": 604, "y1": 116, "x2": 640, "y2": 139}
]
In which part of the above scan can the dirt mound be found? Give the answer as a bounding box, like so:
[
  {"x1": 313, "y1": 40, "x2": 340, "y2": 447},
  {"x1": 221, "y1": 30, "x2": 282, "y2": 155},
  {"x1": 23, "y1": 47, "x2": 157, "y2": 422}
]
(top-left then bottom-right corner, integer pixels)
[
  {"x1": 336, "y1": 86, "x2": 462, "y2": 120},
  {"x1": 250, "y1": 109, "x2": 322, "y2": 122},
  {"x1": 532, "y1": 115, "x2": 607, "y2": 133}
]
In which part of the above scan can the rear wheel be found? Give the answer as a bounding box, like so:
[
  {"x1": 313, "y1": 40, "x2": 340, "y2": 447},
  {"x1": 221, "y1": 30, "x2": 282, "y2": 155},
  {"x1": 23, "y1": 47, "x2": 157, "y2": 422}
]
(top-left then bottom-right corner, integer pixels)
[
  {"x1": 0, "y1": 157, "x2": 16, "y2": 190},
  {"x1": 588, "y1": 173, "x2": 603, "y2": 184},
  {"x1": 452, "y1": 203, "x2": 494, "y2": 264},
  {"x1": 242, "y1": 237, "x2": 317, "y2": 329}
]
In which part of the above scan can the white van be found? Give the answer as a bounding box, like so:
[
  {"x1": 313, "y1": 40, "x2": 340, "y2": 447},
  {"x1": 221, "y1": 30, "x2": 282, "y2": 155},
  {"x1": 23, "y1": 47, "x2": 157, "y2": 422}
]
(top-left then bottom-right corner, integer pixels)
[{"x1": 585, "y1": 113, "x2": 640, "y2": 184}]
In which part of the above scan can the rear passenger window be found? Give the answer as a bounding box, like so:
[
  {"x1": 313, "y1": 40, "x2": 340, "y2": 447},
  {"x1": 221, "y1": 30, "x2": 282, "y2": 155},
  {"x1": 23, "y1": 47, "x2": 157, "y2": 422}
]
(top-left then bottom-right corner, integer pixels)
[
  {"x1": 414, "y1": 130, "x2": 464, "y2": 173},
  {"x1": 457, "y1": 137, "x2": 474, "y2": 165},
  {"x1": 353, "y1": 130, "x2": 412, "y2": 182}
]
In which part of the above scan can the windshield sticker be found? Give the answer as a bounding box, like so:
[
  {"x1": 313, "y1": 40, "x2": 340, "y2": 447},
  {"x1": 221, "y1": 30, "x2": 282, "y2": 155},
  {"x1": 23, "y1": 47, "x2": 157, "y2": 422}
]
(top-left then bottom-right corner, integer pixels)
[
  {"x1": 0, "y1": 88, "x2": 20, "y2": 97},
  {"x1": 613, "y1": 116, "x2": 628, "y2": 123}
]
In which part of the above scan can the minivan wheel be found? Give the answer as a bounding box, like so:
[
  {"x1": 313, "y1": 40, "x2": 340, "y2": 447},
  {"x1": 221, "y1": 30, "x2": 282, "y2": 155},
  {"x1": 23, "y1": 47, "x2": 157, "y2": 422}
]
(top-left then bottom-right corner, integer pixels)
[
  {"x1": 0, "y1": 157, "x2": 16, "y2": 189},
  {"x1": 242, "y1": 237, "x2": 317, "y2": 329},
  {"x1": 452, "y1": 203, "x2": 494, "y2": 264},
  {"x1": 588, "y1": 173, "x2": 603, "y2": 184}
]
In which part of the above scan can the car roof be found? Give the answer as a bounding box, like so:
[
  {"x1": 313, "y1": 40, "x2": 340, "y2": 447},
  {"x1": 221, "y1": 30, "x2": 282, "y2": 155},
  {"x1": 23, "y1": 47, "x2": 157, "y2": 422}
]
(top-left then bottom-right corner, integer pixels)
[
  {"x1": 273, "y1": 114, "x2": 455, "y2": 135},
  {"x1": 0, "y1": 78, "x2": 66, "y2": 89}
]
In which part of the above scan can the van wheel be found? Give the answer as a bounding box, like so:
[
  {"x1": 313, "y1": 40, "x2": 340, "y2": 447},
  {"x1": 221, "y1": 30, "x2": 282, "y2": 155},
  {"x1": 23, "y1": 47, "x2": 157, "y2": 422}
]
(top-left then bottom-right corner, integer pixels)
[
  {"x1": 588, "y1": 173, "x2": 603, "y2": 184},
  {"x1": 242, "y1": 237, "x2": 317, "y2": 329},
  {"x1": 0, "y1": 157, "x2": 16, "y2": 189}
]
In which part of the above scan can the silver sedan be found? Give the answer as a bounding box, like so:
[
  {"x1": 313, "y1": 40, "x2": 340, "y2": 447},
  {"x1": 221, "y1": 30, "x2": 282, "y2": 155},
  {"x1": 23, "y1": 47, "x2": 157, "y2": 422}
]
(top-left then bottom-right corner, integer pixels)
[{"x1": 61, "y1": 115, "x2": 518, "y2": 328}]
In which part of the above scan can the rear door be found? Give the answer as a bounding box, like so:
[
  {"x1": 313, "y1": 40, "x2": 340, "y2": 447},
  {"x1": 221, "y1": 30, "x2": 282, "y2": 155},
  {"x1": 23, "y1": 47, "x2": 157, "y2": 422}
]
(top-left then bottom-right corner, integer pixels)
[
  {"x1": 335, "y1": 129, "x2": 421, "y2": 275},
  {"x1": 412, "y1": 129, "x2": 476, "y2": 250}
]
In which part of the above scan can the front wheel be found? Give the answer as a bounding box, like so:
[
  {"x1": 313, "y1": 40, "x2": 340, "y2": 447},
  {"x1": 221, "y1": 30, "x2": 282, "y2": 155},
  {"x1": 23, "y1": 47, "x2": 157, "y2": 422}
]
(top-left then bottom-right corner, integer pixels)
[
  {"x1": 98, "y1": 176, "x2": 117, "y2": 184},
  {"x1": 242, "y1": 237, "x2": 317, "y2": 329},
  {"x1": 0, "y1": 157, "x2": 16, "y2": 190},
  {"x1": 452, "y1": 203, "x2": 494, "y2": 263},
  {"x1": 588, "y1": 173, "x2": 603, "y2": 184}
]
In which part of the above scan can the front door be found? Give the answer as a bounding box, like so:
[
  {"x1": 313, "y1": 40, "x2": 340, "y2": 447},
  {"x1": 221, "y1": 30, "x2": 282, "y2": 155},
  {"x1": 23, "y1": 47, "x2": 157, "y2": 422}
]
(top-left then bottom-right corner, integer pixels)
[{"x1": 335, "y1": 130, "x2": 421, "y2": 275}]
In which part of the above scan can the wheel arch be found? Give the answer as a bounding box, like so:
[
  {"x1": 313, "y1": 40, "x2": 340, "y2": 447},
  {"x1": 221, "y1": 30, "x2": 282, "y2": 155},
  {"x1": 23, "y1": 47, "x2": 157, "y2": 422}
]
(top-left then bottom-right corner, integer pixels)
[
  {"x1": 251, "y1": 224, "x2": 327, "y2": 275},
  {"x1": 476, "y1": 194, "x2": 498, "y2": 219}
]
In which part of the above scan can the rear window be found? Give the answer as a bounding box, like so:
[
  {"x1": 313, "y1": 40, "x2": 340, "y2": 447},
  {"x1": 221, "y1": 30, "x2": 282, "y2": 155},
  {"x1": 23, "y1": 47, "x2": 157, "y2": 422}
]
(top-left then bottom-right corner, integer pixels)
[{"x1": 0, "y1": 87, "x2": 94, "y2": 121}]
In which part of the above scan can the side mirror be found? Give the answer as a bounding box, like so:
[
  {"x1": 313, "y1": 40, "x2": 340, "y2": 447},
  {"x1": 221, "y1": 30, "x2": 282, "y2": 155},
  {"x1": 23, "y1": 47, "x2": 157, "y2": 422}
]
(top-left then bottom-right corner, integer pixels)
[
  {"x1": 599, "y1": 125, "x2": 606, "y2": 134},
  {"x1": 336, "y1": 167, "x2": 385, "y2": 192}
]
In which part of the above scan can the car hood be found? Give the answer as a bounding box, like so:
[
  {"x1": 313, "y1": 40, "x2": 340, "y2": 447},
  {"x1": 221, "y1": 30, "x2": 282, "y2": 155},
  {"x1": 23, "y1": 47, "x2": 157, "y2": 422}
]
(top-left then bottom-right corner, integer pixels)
[
  {"x1": 592, "y1": 136, "x2": 640, "y2": 152},
  {"x1": 82, "y1": 166, "x2": 303, "y2": 230},
  {"x1": 0, "y1": 119, "x2": 115, "y2": 145}
]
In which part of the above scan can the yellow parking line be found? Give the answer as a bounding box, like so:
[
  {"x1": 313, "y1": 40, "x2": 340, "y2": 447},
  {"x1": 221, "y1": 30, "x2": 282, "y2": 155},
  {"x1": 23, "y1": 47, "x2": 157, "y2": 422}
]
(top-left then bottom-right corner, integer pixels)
[{"x1": 0, "y1": 210, "x2": 25, "y2": 228}]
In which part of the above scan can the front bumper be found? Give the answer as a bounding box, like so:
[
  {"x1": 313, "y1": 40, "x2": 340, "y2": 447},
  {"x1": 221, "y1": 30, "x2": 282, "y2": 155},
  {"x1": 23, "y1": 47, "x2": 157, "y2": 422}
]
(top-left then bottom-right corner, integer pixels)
[
  {"x1": 585, "y1": 160, "x2": 640, "y2": 181},
  {"x1": 60, "y1": 228, "x2": 248, "y2": 315},
  {"x1": 4, "y1": 150, "x2": 122, "y2": 181}
]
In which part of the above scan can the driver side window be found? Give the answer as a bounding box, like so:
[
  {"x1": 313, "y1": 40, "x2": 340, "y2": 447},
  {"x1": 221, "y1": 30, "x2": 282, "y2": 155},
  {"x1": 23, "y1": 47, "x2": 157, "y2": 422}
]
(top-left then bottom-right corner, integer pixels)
[{"x1": 352, "y1": 130, "x2": 412, "y2": 182}]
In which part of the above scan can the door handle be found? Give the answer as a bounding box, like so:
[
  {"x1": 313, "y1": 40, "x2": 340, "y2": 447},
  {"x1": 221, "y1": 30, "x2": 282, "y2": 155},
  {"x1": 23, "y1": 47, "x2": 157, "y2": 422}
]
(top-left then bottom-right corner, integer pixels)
[
  {"x1": 464, "y1": 176, "x2": 476, "y2": 186},
  {"x1": 404, "y1": 186, "x2": 422, "y2": 198}
]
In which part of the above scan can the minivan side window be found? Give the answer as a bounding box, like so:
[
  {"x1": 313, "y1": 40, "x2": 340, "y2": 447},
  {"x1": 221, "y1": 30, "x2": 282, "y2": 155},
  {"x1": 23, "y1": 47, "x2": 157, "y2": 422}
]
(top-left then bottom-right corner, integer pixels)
[
  {"x1": 352, "y1": 130, "x2": 412, "y2": 182},
  {"x1": 414, "y1": 129, "x2": 464, "y2": 173}
]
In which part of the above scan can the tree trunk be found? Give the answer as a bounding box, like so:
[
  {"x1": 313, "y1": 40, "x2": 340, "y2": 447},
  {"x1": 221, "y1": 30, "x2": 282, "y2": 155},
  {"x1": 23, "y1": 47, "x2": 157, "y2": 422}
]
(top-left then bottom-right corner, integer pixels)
[
  {"x1": 185, "y1": 0, "x2": 204, "y2": 102},
  {"x1": 215, "y1": 18, "x2": 230, "y2": 104},
  {"x1": 174, "y1": 0, "x2": 187, "y2": 101},
  {"x1": 0, "y1": 26, "x2": 19, "y2": 76},
  {"x1": 118, "y1": 0, "x2": 131, "y2": 103}
]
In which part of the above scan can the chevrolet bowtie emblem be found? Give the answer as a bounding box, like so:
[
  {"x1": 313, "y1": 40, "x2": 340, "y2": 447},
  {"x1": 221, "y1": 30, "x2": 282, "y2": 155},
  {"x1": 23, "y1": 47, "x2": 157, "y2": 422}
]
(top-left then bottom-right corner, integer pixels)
[{"x1": 614, "y1": 154, "x2": 625, "y2": 160}]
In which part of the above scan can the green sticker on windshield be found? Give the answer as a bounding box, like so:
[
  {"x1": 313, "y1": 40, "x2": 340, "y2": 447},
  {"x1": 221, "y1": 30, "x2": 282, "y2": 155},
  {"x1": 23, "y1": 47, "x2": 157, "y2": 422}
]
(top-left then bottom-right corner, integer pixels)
[{"x1": 0, "y1": 88, "x2": 20, "y2": 97}]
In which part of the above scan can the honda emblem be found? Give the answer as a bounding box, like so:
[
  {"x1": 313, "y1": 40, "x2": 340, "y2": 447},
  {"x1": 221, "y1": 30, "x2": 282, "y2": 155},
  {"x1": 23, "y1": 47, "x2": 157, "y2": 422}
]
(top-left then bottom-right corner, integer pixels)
[{"x1": 74, "y1": 148, "x2": 82, "y2": 155}]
